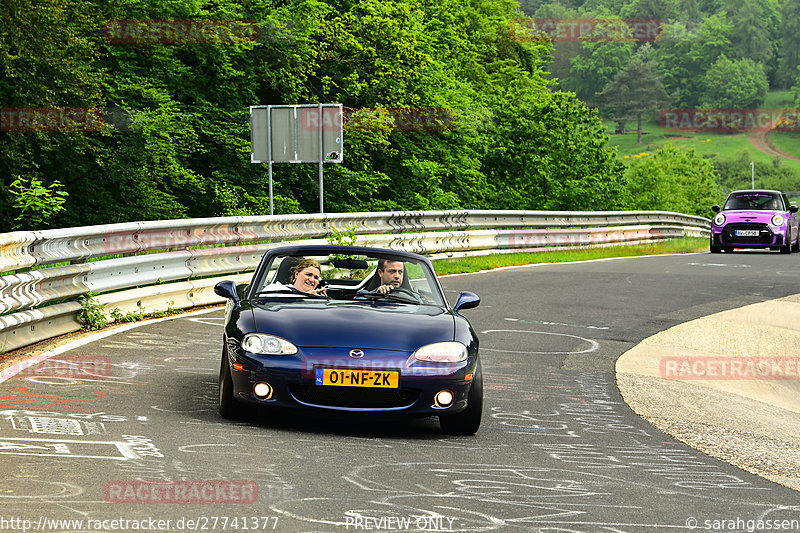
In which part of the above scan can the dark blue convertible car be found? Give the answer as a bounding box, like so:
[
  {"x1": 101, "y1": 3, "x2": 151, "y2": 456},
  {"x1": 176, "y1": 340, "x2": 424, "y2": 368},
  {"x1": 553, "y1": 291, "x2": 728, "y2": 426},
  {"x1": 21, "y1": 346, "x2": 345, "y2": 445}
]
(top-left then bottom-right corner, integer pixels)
[{"x1": 213, "y1": 245, "x2": 483, "y2": 434}]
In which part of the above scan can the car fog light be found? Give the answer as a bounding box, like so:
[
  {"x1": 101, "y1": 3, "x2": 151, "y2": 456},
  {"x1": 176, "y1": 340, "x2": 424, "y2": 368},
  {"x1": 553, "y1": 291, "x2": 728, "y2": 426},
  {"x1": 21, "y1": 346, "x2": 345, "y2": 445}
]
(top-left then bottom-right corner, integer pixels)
[
  {"x1": 434, "y1": 390, "x2": 454, "y2": 408},
  {"x1": 253, "y1": 382, "x2": 273, "y2": 399}
]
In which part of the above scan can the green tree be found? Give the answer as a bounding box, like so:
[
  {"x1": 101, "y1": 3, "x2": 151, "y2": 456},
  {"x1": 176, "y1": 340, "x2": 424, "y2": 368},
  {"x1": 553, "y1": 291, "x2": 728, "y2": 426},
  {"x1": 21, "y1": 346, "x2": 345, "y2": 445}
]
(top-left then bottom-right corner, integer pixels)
[
  {"x1": 0, "y1": 0, "x2": 105, "y2": 229},
  {"x1": 8, "y1": 177, "x2": 69, "y2": 229},
  {"x1": 700, "y1": 55, "x2": 768, "y2": 109},
  {"x1": 713, "y1": 151, "x2": 800, "y2": 194},
  {"x1": 794, "y1": 66, "x2": 800, "y2": 106},
  {"x1": 0, "y1": 0, "x2": 629, "y2": 229},
  {"x1": 567, "y1": 38, "x2": 634, "y2": 104},
  {"x1": 483, "y1": 91, "x2": 629, "y2": 211},
  {"x1": 532, "y1": 2, "x2": 581, "y2": 91},
  {"x1": 597, "y1": 44, "x2": 671, "y2": 145},
  {"x1": 624, "y1": 143, "x2": 721, "y2": 216},
  {"x1": 777, "y1": 0, "x2": 800, "y2": 89},
  {"x1": 726, "y1": 0, "x2": 775, "y2": 67},
  {"x1": 653, "y1": 16, "x2": 733, "y2": 107}
]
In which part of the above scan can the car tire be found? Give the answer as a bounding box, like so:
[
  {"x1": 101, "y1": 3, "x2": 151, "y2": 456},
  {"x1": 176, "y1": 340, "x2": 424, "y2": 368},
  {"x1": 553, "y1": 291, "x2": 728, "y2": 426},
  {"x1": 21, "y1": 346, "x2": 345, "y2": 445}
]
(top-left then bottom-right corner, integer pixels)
[
  {"x1": 781, "y1": 240, "x2": 792, "y2": 254},
  {"x1": 793, "y1": 230, "x2": 800, "y2": 253},
  {"x1": 439, "y1": 362, "x2": 483, "y2": 435},
  {"x1": 219, "y1": 345, "x2": 240, "y2": 419},
  {"x1": 710, "y1": 245, "x2": 721, "y2": 253}
]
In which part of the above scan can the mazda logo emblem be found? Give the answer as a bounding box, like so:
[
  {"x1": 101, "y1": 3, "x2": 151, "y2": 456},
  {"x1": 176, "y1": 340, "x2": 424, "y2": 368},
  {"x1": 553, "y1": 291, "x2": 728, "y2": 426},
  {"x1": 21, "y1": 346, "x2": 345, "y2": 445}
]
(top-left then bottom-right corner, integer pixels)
[{"x1": 349, "y1": 349, "x2": 364, "y2": 358}]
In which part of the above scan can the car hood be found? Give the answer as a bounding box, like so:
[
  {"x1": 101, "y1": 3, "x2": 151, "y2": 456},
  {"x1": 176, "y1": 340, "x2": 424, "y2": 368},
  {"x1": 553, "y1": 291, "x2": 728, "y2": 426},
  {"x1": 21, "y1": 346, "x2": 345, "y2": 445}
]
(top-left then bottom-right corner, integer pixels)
[
  {"x1": 721, "y1": 210, "x2": 784, "y2": 223},
  {"x1": 249, "y1": 300, "x2": 456, "y2": 351}
]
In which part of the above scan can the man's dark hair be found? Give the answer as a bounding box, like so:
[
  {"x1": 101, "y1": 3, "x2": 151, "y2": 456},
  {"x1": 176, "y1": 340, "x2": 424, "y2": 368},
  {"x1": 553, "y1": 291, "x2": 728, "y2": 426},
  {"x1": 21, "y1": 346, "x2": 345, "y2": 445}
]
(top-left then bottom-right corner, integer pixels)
[{"x1": 378, "y1": 258, "x2": 403, "y2": 271}]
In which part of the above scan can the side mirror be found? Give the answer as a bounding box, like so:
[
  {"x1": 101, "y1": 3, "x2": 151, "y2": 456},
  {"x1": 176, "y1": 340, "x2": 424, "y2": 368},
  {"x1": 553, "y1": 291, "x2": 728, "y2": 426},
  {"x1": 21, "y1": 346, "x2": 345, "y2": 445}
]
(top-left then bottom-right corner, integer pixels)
[
  {"x1": 711, "y1": 205, "x2": 721, "y2": 213},
  {"x1": 789, "y1": 205, "x2": 798, "y2": 213},
  {"x1": 454, "y1": 291, "x2": 480, "y2": 312},
  {"x1": 214, "y1": 280, "x2": 239, "y2": 304}
]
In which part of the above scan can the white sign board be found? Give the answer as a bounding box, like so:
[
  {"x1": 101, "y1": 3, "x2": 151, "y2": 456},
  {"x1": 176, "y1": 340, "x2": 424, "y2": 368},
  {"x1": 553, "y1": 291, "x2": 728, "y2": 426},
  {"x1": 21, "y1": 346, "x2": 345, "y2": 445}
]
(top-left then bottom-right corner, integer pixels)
[{"x1": 250, "y1": 104, "x2": 343, "y2": 164}]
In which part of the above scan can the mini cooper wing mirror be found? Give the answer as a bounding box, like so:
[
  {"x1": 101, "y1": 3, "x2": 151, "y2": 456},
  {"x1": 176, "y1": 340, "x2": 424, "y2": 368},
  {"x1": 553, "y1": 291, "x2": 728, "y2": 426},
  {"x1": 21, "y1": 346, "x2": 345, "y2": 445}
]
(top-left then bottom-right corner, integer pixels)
[
  {"x1": 453, "y1": 291, "x2": 480, "y2": 312},
  {"x1": 790, "y1": 205, "x2": 798, "y2": 213},
  {"x1": 711, "y1": 205, "x2": 721, "y2": 213},
  {"x1": 214, "y1": 280, "x2": 239, "y2": 303}
]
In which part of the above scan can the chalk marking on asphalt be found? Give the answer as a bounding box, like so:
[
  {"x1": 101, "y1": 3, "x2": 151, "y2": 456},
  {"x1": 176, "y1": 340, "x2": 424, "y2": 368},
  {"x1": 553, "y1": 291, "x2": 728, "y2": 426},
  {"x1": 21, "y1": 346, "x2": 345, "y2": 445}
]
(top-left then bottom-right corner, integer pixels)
[
  {"x1": 480, "y1": 330, "x2": 599, "y2": 355},
  {"x1": 0, "y1": 307, "x2": 220, "y2": 385},
  {"x1": 504, "y1": 317, "x2": 609, "y2": 330}
]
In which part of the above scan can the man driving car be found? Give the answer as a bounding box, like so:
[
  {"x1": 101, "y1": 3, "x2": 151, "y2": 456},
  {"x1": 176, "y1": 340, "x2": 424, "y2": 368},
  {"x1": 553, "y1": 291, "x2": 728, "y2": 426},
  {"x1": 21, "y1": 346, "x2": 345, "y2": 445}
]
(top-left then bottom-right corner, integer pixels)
[{"x1": 375, "y1": 259, "x2": 404, "y2": 294}]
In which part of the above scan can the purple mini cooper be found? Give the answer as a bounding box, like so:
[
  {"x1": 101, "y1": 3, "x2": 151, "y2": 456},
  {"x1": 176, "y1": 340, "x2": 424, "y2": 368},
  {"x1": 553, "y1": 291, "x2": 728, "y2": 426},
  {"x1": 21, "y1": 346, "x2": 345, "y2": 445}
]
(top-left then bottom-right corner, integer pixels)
[{"x1": 710, "y1": 190, "x2": 800, "y2": 253}]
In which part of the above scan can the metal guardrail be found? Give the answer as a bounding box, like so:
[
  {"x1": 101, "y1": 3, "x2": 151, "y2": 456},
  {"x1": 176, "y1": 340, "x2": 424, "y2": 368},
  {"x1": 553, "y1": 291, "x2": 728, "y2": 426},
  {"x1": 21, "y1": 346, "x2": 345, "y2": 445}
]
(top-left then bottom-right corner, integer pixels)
[{"x1": 0, "y1": 210, "x2": 710, "y2": 354}]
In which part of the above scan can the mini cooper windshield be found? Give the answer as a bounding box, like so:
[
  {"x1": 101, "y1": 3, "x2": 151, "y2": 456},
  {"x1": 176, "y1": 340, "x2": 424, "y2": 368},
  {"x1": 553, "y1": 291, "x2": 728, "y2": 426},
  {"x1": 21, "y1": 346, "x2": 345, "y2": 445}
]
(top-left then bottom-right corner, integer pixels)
[
  {"x1": 723, "y1": 191, "x2": 785, "y2": 211},
  {"x1": 252, "y1": 251, "x2": 446, "y2": 307}
]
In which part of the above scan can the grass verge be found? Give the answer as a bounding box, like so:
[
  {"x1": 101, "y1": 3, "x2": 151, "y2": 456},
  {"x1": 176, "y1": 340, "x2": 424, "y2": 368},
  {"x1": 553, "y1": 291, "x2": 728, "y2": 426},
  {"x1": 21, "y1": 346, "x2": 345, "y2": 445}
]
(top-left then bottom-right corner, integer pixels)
[{"x1": 432, "y1": 237, "x2": 708, "y2": 275}]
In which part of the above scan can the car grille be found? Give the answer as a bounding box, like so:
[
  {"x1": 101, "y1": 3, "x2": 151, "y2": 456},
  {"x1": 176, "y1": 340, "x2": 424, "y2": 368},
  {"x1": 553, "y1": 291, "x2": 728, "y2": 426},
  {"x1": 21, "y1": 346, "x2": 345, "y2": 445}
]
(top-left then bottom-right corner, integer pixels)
[
  {"x1": 722, "y1": 223, "x2": 774, "y2": 244},
  {"x1": 290, "y1": 385, "x2": 420, "y2": 408}
]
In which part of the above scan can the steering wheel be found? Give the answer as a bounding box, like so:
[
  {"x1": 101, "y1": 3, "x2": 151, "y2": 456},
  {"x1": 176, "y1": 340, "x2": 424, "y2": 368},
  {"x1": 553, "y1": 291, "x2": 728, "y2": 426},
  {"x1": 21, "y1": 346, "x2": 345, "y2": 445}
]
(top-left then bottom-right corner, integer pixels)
[{"x1": 357, "y1": 286, "x2": 423, "y2": 303}]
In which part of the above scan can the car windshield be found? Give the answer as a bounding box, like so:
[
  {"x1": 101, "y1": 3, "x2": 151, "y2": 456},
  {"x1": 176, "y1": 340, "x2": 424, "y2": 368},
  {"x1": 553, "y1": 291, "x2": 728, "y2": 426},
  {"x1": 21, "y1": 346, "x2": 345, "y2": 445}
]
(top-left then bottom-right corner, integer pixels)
[
  {"x1": 723, "y1": 192, "x2": 784, "y2": 211},
  {"x1": 251, "y1": 251, "x2": 446, "y2": 307}
]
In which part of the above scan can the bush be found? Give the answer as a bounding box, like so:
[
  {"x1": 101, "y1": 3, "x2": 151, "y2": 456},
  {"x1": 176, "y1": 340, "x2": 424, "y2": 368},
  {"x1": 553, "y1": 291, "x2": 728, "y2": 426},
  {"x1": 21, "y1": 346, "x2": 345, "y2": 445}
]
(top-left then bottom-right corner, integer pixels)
[{"x1": 623, "y1": 143, "x2": 721, "y2": 216}]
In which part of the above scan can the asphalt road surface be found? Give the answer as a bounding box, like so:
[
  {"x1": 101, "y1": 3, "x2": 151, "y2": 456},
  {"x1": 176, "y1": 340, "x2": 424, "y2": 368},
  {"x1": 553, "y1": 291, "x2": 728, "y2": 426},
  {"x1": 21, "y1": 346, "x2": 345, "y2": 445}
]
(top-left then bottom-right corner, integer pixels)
[{"x1": 2, "y1": 250, "x2": 800, "y2": 533}]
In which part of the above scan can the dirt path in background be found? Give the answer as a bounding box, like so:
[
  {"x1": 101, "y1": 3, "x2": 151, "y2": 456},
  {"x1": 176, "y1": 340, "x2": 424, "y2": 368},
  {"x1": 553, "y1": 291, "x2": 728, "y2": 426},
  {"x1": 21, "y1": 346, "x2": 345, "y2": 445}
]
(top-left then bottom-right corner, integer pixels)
[{"x1": 748, "y1": 130, "x2": 800, "y2": 161}]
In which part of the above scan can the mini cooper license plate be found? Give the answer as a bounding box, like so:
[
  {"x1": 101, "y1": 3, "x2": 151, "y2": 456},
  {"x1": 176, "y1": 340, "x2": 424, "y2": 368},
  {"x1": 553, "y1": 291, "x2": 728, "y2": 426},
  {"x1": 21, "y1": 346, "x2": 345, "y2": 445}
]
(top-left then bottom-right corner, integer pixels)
[
  {"x1": 735, "y1": 229, "x2": 760, "y2": 237},
  {"x1": 315, "y1": 368, "x2": 399, "y2": 388}
]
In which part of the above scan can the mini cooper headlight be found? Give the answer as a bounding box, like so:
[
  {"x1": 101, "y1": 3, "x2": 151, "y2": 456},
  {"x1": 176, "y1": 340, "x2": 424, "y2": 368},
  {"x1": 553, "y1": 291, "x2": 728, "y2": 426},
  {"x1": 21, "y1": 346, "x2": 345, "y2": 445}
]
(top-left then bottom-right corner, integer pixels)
[
  {"x1": 413, "y1": 342, "x2": 468, "y2": 363},
  {"x1": 241, "y1": 334, "x2": 297, "y2": 355},
  {"x1": 713, "y1": 213, "x2": 726, "y2": 226},
  {"x1": 772, "y1": 214, "x2": 785, "y2": 227}
]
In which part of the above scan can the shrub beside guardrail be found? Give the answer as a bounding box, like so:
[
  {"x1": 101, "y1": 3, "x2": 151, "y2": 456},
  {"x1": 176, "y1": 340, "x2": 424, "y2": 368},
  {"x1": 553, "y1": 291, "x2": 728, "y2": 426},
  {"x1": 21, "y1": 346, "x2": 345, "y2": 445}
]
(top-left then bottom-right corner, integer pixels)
[{"x1": 0, "y1": 210, "x2": 710, "y2": 354}]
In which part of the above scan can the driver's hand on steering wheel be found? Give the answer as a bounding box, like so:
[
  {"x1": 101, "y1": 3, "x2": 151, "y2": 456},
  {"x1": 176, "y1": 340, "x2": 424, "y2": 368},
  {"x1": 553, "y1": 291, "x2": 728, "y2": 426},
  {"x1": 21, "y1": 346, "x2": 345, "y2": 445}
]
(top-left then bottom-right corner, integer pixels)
[{"x1": 376, "y1": 284, "x2": 393, "y2": 294}]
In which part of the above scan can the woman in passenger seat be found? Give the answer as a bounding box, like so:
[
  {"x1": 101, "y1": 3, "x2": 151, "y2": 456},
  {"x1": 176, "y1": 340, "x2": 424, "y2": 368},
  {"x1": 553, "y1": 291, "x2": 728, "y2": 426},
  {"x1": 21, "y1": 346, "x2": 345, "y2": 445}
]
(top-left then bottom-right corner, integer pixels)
[{"x1": 290, "y1": 258, "x2": 328, "y2": 296}]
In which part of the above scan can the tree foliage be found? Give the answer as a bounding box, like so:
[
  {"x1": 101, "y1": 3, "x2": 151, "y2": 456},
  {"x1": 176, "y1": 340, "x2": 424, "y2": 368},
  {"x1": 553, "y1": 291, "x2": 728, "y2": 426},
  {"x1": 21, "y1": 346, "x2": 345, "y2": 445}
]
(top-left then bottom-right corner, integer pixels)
[
  {"x1": 700, "y1": 55, "x2": 768, "y2": 109},
  {"x1": 597, "y1": 45, "x2": 670, "y2": 144},
  {"x1": 778, "y1": 0, "x2": 800, "y2": 88},
  {"x1": 624, "y1": 143, "x2": 721, "y2": 216},
  {"x1": 0, "y1": 0, "x2": 633, "y2": 230},
  {"x1": 567, "y1": 37, "x2": 634, "y2": 104}
]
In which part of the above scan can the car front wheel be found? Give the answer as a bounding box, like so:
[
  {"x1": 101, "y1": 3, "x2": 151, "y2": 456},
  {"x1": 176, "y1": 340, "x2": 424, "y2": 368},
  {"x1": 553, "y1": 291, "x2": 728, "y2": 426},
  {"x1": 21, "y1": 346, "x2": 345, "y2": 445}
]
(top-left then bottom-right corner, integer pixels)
[{"x1": 439, "y1": 362, "x2": 483, "y2": 435}]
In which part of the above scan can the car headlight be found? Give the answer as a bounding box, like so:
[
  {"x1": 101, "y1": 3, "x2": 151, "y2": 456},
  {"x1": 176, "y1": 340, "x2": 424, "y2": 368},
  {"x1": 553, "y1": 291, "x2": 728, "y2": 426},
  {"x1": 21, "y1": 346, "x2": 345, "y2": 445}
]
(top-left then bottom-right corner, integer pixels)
[
  {"x1": 413, "y1": 342, "x2": 468, "y2": 363},
  {"x1": 713, "y1": 213, "x2": 726, "y2": 226},
  {"x1": 772, "y1": 214, "x2": 785, "y2": 227},
  {"x1": 241, "y1": 334, "x2": 298, "y2": 355}
]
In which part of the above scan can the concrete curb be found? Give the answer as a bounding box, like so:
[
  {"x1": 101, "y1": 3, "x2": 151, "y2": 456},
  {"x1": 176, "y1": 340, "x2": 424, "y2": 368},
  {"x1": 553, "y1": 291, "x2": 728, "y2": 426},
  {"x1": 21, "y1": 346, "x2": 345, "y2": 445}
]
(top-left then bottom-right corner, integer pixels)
[{"x1": 616, "y1": 293, "x2": 800, "y2": 492}]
